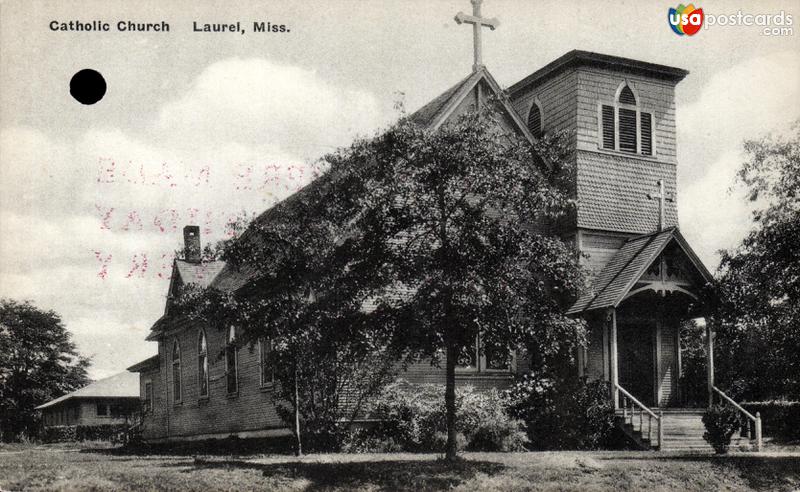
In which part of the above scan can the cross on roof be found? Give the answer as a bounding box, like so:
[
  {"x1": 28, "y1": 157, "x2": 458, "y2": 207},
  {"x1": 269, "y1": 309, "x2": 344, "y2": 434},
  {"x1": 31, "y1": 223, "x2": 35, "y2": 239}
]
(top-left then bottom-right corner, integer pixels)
[
  {"x1": 647, "y1": 179, "x2": 674, "y2": 231},
  {"x1": 454, "y1": 0, "x2": 499, "y2": 72}
]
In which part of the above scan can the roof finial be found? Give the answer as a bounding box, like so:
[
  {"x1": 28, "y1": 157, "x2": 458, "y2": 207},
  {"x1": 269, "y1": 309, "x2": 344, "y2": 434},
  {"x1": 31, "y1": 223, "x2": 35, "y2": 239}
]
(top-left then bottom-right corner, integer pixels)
[{"x1": 454, "y1": 0, "x2": 499, "y2": 72}]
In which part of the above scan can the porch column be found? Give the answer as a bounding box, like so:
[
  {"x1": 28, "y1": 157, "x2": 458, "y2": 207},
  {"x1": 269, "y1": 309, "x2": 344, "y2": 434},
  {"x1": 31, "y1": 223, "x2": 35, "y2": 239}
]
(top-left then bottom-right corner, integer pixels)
[
  {"x1": 706, "y1": 322, "x2": 714, "y2": 408},
  {"x1": 609, "y1": 308, "x2": 619, "y2": 410}
]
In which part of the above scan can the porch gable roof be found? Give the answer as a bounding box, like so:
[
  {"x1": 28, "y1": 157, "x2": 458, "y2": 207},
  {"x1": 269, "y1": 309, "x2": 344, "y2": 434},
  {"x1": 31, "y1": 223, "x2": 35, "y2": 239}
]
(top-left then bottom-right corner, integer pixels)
[{"x1": 568, "y1": 227, "x2": 714, "y2": 314}]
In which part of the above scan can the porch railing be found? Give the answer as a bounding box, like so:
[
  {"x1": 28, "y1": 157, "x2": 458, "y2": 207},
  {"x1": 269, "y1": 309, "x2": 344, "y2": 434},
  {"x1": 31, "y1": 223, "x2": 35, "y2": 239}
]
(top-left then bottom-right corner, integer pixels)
[
  {"x1": 615, "y1": 383, "x2": 662, "y2": 450},
  {"x1": 712, "y1": 386, "x2": 762, "y2": 451}
]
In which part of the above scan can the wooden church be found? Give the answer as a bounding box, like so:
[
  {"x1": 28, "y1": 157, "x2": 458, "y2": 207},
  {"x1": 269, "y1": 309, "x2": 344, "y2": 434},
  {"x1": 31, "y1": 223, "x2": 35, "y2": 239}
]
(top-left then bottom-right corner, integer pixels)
[{"x1": 129, "y1": 1, "x2": 761, "y2": 451}]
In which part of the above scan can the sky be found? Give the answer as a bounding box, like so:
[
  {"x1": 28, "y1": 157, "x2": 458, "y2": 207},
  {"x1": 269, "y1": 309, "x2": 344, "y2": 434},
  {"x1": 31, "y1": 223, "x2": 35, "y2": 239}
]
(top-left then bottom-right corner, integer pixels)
[{"x1": 1, "y1": 0, "x2": 798, "y2": 379}]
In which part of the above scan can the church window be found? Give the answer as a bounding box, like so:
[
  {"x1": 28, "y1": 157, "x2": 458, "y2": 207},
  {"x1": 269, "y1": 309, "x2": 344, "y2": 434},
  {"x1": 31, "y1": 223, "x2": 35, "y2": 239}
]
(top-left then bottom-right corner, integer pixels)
[
  {"x1": 456, "y1": 334, "x2": 513, "y2": 372},
  {"x1": 259, "y1": 337, "x2": 274, "y2": 387},
  {"x1": 198, "y1": 330, "x2": 209, "y2": 398},
  {"x1": 599, "y1": 82, "x2": 654, "y2": 156},
  {"x1": 143, "y1": 381, "x2": 153, "y2": 414},
  {"x1": 172, "y1": 339, "x2": 182, "y2": 403},
  {"x1": 527, "y1": 101, "x2": 543, "y2": 138},
  {"x1": 225, "y1": 326, "x2": 238, "y2": 395}
]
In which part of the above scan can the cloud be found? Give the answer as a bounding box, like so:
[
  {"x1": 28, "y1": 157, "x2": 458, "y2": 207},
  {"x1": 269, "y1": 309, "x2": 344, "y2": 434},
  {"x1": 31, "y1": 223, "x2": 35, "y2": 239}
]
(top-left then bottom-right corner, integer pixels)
[
  {"x1": 155, "y1": 58, "x2": 390, "y2": 157},
  {"x1": 678, "y1": 51, "x2": 800, "y2": 270},
  {"x1": 0, "y1": 57, "x2": 390, "y2": 379}
]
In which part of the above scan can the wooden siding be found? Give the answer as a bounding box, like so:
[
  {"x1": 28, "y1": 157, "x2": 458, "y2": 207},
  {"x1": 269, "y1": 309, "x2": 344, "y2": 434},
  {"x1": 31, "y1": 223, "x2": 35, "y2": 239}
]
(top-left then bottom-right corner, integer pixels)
[
  {"x1": 575, "y1": 68, "x2": 677, "y2": 162},
  {"x1": 511, "y1": 69, "x2": 578, "y2": 146},
  {"x1": 42, "y1": 399, "x2": 134, "y2": 427},
  {"x1": 579, "y1": 230, "x2": 636, "y2": 280},
  {"x1": 585, "y1": 316, "x2": 606, "y2": 381},
  {"x1": 140, "y1": 321, "x2": 284, "y2": 441}
]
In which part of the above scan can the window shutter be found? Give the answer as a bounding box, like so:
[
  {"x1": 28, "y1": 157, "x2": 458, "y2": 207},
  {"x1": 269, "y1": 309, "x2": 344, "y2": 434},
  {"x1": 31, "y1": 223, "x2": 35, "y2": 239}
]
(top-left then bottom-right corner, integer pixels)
[
  {"x1": 641, "y1": 112, "x2": 653, "y2": 156},
  {"x1": 602, "y1": 105, "x2": 615, "y2": 149},
  {"x1": 618, "y1": 108, "x2": 637, "y2": 153}
]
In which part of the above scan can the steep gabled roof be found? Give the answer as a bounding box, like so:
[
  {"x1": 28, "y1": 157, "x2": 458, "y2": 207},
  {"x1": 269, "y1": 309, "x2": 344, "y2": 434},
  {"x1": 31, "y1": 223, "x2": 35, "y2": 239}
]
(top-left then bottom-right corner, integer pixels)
[
  {"x1": 568, "y1": 227, "x2": 713, "y2": 314},
  {"x1": 174, "y1": 260, "x2": 226, "y2": 288},
  {"x1": 145, "y1": 67, "x2": 553, "y2": 340},
  {"x1": 407, "y1": 67, "x2": 545, "y2": 164},
  {"x1": 35, "y1": 372, "x2": 140, "y2": 409}
]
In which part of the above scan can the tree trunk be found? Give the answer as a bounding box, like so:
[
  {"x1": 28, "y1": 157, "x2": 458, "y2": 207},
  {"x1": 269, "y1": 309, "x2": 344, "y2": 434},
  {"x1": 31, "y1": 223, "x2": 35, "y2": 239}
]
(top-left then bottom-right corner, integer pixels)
[
  {"x1": 294, "y1": 363, "x2": 303, "y2": 456},
  {"x1": 444, "y1": 339, "x2": 458, "y2": 461}
]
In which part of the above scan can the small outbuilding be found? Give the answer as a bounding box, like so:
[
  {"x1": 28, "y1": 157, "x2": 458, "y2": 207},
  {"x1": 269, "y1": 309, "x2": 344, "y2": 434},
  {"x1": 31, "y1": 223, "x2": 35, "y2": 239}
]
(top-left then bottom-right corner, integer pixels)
[{"x1": 36, "y1": 371, "x2": 140, "y2": 427}]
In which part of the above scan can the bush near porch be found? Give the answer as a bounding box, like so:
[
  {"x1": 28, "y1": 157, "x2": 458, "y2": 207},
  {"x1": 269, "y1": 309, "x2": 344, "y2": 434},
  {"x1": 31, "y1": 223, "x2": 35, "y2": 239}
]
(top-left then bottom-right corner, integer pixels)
[
  {"x1": 506, "y1": 374, "x2": 615, "y2": 450},
  {"x1": 343, "y1": 381, "x2": 528, "y2": 453}
]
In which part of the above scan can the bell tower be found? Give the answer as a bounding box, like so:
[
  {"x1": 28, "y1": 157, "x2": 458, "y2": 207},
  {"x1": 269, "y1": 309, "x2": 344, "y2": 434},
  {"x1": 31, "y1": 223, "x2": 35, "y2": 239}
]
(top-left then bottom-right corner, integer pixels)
[{"x1": 508, "y1": 50, "x2": 688, "y2": 275}]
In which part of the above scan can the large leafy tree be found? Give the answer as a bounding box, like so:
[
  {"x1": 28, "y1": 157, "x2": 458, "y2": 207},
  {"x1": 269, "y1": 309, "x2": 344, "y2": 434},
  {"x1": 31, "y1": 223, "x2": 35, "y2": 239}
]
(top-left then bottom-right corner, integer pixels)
[
  {"x1": 0, "y1": 299, "x2": 90, "y2": 441},
  {"x1": 714, "y1": 121, "x2": 800, "y2": 400},
  {"x1": 176, "y1": 107, "x2": 585, "y2": 460},
  {"x1": 331, "y1": 109, "x2": 585, "y2": 459}
]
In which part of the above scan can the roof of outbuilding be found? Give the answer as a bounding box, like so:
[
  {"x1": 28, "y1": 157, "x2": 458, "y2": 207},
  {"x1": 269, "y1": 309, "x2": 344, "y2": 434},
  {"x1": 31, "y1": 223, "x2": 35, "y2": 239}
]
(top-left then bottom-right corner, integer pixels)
[
  {"x1": 126, "y1": 355, "x2": 159, "y2": 373},
  {"x1": 568, "y1": 227, "x2": 713, "y2": 314},
  {"x1": 35, "y1": 372, "x2": 140, "y2": 409}
]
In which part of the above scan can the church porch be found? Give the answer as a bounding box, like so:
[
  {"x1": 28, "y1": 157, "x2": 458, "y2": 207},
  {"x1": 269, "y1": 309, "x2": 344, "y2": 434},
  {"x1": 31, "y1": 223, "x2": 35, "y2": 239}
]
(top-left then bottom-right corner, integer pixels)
[{"x1": 570, "y1": 227, "x2": 763, "y2": 451}]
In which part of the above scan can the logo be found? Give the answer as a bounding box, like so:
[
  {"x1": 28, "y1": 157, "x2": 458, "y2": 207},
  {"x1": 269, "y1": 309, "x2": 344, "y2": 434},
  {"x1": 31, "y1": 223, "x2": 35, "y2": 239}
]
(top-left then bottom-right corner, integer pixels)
[{"x1": 668, "y1": 4, "x2": 704, "y2": 35}]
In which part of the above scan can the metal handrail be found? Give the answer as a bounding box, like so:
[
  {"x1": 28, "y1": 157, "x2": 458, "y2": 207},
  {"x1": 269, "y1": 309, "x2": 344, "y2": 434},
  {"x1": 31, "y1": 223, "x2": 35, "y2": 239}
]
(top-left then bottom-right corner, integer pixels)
[{"x1": 712, "y1": 386, "x2": 762, "y2": 451}]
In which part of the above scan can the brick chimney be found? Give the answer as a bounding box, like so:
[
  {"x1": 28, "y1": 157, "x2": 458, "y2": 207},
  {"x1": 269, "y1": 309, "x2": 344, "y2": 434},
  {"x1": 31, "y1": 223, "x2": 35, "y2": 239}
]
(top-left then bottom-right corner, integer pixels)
[{"x1": 183, "y1": 225, "x2": 201, "y2": 263}]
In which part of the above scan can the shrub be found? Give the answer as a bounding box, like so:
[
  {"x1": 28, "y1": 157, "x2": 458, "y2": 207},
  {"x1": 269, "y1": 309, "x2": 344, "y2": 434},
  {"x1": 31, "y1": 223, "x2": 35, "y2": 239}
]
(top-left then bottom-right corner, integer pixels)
[
  {"x1": 506, "y1": 373, "x2": 615, "y2": 450},
  {"x1": 41, "y1": 425, "x2": 77, "y2": 443},
  {"x1": 344, "y1": 380, "x2": 528, "y2": 453},
  {"x1": 702, "y1": 405, "x2": 741, "y2": 454},
  {"x1": 742, "y1": 401, "x2": 800, "y2": 441},
  {"x1": 41, "y1": 424, "x2": 130, "y2": 444}
]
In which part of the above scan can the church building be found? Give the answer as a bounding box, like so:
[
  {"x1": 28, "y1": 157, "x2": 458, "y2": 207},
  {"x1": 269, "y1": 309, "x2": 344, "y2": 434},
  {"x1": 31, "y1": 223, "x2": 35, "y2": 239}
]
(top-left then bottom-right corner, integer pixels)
[{"x1": 129, "y1": 2, "x2": 758, "y2": 451}]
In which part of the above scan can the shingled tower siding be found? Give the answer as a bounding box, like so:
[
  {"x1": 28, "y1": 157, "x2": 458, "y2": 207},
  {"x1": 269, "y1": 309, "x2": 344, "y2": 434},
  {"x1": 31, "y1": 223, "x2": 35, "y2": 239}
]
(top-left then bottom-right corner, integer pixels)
[{"x1": 508, "y1": 51, "x2": 686, "y2": 275}]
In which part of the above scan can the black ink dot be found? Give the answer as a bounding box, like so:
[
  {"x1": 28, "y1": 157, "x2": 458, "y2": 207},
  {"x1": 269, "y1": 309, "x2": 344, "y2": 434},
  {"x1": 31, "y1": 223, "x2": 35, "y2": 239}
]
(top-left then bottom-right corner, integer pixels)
[{"x1": 70, "y1": 69, "x2": 106, "y2": 105}]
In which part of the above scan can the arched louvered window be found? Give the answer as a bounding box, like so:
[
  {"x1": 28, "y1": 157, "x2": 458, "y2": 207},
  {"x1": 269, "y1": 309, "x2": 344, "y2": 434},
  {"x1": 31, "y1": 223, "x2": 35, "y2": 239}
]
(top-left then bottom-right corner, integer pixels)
[
  {"x1": 225, "y1": 326, "x2": 238, "y2": 395},
  {"x1": 619, "y1": 85, "x2": 637, "y2": 105},
  {"x1": 617, "y1": 85, "x2": 638, "y2": 152},
  {"x1": 171, "y1": 339, "x2": 182, "y2": 403},
  {"x1": 527, "y1": 102, "x2": 543, "y2": 138},
  {"x1": 599, "y1": 82, "x2": 654, "y2": 156},
  {"x1": 198, "y1": 330, "x2": 209, "y2": 398}
]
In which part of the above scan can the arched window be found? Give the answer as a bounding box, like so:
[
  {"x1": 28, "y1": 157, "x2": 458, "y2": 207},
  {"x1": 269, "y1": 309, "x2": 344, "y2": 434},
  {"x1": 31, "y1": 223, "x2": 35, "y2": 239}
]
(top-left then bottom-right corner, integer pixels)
[
  {"x1": 171, "y1": 339, "x2": 182, "y2": 403},
  {"x1": 198, "y1": 330, "x2": 209, "y2": 398},
  {"x1": 225, "y1": 326, "x2": 238, "y2": 395},
  {"x1": 527, "y1": 101, "x2": 543, "y2": 138},
  {"x1": 599, "y1": 82, "x2": 653, "y2": 156},
  {"x1": 617, "y1": 85, "x2": 638, "y2": 152}
]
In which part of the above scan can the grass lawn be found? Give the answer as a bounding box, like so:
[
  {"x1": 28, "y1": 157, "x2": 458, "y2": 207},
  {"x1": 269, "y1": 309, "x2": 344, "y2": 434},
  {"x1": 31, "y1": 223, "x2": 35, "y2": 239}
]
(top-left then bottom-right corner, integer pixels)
[{"x1": 1, "y1": 442, "x2": 799, "y2": 491}]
